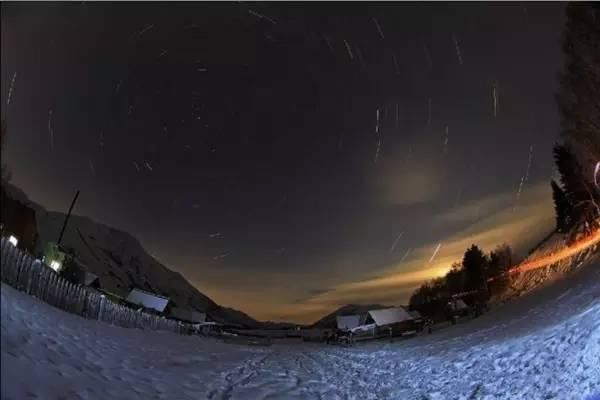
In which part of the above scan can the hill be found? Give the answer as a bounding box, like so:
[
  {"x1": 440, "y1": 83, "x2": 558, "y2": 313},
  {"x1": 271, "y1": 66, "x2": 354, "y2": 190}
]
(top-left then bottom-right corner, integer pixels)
[{"x1": 2, "y1": 184, "x2": 261, "y2": 328}]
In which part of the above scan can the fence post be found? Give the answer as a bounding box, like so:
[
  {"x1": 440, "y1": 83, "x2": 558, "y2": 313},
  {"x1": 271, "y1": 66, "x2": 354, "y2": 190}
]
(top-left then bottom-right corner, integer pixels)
[
  {"x1": 98, "y1": 296, "x2": 105, "y2": 321},
  {"x1": 0, "y1": 239, "x2": 188, "y2": 336}
]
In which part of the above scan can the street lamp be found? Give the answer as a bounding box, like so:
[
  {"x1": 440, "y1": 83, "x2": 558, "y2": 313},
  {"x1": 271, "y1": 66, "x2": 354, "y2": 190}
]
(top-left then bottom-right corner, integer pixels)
[
  {"x1": 49, "y1": 260, "x2": 62, "y2": 272},
  {"x1": 8, "y1": 235, "x2": 18, "y2": 247}
]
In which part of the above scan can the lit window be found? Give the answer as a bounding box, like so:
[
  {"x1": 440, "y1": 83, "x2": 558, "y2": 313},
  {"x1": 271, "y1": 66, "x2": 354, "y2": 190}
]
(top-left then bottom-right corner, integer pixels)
[
  {"x1": 49, "y1": 260, "x2": 62, "y2": 272},
  {"x1": 8, "y1": 235, "x2": 18, "y2": 247}
]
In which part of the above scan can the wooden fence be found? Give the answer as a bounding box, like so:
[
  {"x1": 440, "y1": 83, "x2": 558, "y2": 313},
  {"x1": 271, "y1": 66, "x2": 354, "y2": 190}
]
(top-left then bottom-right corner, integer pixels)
[{"x1": 0, "y1": 237, "x2": 189, "y2": 334}]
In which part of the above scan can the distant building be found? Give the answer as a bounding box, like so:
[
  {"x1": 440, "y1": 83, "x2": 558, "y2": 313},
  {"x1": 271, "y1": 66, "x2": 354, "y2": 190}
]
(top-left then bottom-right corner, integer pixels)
[
  {"x1": 339, "y1": 307, "x2": 417, "y2": 339},
  {"x1": 355, "y1": 307, "x2": 416, "y2": 338},
  {"x1": 336, "y1": 315, "x2": 365, "y2": 331},
  {"x1": 366, "y1": 307, "x2": 413, "y2": 327},
  {"x1": 0, "y1": 190, "x2": 38, "y2": 253},
  {"x1": 125, "y1": 288, "x2": 170, "y2": 313},
  {"x1": 169, "y1": 308, "x2": 207, "y2": 324}
]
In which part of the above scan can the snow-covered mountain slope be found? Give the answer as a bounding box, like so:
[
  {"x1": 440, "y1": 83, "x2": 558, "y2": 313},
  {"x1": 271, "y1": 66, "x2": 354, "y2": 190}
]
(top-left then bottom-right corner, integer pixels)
[
  {"x1": 2, "y1": 255, "x2": 599, "y2": 399},
  {"x1": 3, "y1": 184, "x2": 259, "y2": 327}
]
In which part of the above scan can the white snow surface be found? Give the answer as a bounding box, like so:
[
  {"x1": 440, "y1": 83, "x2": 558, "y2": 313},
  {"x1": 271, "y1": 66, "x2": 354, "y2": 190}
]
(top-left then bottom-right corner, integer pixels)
[{"x1": 2, "y1": 259, "x2": 600, "y2": 400}]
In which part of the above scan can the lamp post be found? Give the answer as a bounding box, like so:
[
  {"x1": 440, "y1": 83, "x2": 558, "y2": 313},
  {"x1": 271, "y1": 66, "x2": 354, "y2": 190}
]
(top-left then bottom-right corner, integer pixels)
[{"x1": 57, "y1": 190, "x2": 80, "y2": 246}]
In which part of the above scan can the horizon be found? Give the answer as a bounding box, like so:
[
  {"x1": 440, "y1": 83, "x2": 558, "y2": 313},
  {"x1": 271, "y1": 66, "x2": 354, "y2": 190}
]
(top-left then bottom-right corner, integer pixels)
[{"x1": 2, "y1": 2, "x2": 563, "y2": 324}]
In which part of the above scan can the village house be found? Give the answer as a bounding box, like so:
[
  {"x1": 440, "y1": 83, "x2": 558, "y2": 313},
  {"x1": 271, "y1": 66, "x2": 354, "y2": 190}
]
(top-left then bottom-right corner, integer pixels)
[
  {"x1": 0, "y1": 190, "x2": 39, "y2": 253},
  {"x1": 169, "y1": 308, "x2": 207, "y2": 324},
  {"x1": 337, "y1": 307, "x2": 418, "y2": 340},
  {"x1": 125, "y1": 288, "x2": 170, "y2": 315}
]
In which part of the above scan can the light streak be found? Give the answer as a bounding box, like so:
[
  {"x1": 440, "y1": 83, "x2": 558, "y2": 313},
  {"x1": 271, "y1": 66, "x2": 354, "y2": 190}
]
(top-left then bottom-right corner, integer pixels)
[
  {"x1": 429, "y1": 243, "x2": 442, "y2": 263},
  {"x1": 343, "y1": 40, "x2": 354, "y2": 60},
  {"x1": 427, "y1": 97, "x2": 432, "y2": 127},
  {"x1": 488, "y1": 228, "x2": 600, "y2": 282},
  {"x1": 389, "y1": 231, "x2": 404, "y2": 254},
  {"x1": 399, "y1": 248, "x2": 412, "y2": 263},
  {"x1": 247, "y1": 9, "x2": 276, "y2": 24},
  {"x1": 492, "y1": 83, "x2": 498, "y2": 118},
  {"x1": 7, "y1": 72, "x2": 16, "y2": 105},
  {"x1": 594, "y1": 161, "x2": 599, "y2": 189},
  {"x1": 48, "y1": 110, "x2": 54, "y2": 148},
  {"x1": 372, "y1": 17, "x2": 385, "y2": 39},
  {"x1": 453, "y1": 33, "x2": 463, "y2": 65}
]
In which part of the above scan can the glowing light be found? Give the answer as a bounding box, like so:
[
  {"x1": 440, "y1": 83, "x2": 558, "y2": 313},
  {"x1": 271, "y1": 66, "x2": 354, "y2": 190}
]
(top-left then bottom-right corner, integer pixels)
[
  {"x1": 489, "y1": 228, "x2": 600, "y2": 282},
  {"x1": 49, "y1": 260, "x2": 62, "y2": 272},
  {"x1": 594, "y1": 161, "x2": 599, "y2": 189},
  {"x1": 8, "y1": 235, "x2": 18, "y2": 247}
]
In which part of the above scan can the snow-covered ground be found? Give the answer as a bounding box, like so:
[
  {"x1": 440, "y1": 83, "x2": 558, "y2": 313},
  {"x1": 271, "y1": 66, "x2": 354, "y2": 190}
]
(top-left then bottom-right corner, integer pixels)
[{"x1": 2, "y1": 257, "x2": 600, "y2": 400}]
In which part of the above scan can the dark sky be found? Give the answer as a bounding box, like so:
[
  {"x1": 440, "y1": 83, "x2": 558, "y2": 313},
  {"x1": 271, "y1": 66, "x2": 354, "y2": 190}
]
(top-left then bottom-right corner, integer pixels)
[{"x1": 1, "y1": 2, "x2": 566, "y2": 322}]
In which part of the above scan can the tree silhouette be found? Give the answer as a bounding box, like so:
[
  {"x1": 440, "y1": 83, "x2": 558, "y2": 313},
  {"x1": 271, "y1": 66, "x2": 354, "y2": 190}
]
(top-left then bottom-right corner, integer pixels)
[
  {"x1": 487, "y1": 244, "x2": 513, "y2": 294},
  {"x1": 444, "y1": 262, "x2": 464, "y2": 295},
  {"x1": 554, "y1": 144, "x2": 599, "y2": 223},
  {"x1": 556, "y1": 3, "x2": 600, "y2": 178},
  {"x1": 551, "y1": 179, "x2": 573, "y2": 232},
  {"x1": 462, "y1": 245, "x2": 488, "y2": 292}
]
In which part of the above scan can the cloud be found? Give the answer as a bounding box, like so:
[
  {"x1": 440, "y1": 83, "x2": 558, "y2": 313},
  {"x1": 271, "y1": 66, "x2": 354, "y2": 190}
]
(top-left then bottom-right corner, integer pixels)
[
  {"x1": 293, "y1": 181, "x2": 555, "y2": 323},
  {"x1": 371, "y1": 153, "x2": 443, "y2": 206},
  {"x1": 168, "y1": 181, "x2": 556, "y2": 324},
  {"x1": 437, "y1": 190, "x2": 513, "y2": 225}
]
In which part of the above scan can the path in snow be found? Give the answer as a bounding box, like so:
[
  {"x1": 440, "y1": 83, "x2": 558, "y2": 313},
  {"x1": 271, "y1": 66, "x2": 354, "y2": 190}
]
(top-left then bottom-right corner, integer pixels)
[{"x1": 2, "y1": 257, "x2": 600, "y2": 400}]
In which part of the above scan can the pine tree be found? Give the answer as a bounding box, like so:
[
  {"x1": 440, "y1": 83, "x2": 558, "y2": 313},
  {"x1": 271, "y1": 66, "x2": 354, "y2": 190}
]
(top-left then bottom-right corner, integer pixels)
[
  {"x1": 551, "y1": 179, "x2": 573, "y2": 232},
  {"x1": 488, "y1": 244, "x2": 513, "y2": 295},
  {"x1": 556, "y1": 3, "x2": 600, "y2": 180},
  {"x1": 553, "y1": 144, "x2": 597, "y2": 222},
  {"x1": 444, "y1": 262, "x2": 464, "y2": 295},
  {"x1": 462, "y1": 245, "x2": 488, "y2": 292}
]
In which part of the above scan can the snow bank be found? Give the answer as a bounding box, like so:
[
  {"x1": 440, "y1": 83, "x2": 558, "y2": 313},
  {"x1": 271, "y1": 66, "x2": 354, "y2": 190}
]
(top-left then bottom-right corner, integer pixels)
[{"x1": 2, "y1": 258, "x2": 600, "y2": 399}]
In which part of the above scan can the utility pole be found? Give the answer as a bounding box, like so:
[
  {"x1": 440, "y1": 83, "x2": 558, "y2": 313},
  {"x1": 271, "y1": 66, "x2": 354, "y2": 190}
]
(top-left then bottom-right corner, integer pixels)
[{"x1": 57, "y1": 190, "x2": 80, "y2": 246}]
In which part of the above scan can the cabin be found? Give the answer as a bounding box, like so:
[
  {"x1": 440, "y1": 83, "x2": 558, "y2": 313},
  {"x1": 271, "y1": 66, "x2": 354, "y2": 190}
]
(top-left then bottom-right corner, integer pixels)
[
  {"x1": 0, "y1": 190, "x2": 38, "y2": 253},
  {"x1": 125, "y1": 288, "x2": 170, "y2": 314}
]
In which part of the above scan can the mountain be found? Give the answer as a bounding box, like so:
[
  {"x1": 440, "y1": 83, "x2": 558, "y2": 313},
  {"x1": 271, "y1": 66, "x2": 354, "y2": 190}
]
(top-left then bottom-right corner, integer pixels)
[
  {"x1": 3, "y1": 184, "x2": 261, "y2": 328},
  {"x1": 311, "y1": 303, "x2": 390, "y2": 329}
]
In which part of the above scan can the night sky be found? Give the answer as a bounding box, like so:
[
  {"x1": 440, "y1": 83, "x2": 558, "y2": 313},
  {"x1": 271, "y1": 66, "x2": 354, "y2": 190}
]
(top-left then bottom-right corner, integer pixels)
[{"x1": 1, "y1": 2, "x2": 566, "y2": 323}]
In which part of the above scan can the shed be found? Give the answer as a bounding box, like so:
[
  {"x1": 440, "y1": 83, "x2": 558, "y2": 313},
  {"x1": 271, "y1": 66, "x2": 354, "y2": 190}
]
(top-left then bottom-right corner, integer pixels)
[{"x1": 125, "y1": 288, "x2": 170, "y2": 313}]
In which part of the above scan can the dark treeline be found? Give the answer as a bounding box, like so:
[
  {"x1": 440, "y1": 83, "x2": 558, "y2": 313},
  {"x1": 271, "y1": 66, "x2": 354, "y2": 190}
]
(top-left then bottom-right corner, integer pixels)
[
  {"x1": 410, "y1": 3, "x2": 600, "y2": 319},
  {"x1": 409, "y1": 244, "x2": 513, "y2": 318},
  {"x1": 552, "y1": 3, "x2": 599, "y2": 233}
]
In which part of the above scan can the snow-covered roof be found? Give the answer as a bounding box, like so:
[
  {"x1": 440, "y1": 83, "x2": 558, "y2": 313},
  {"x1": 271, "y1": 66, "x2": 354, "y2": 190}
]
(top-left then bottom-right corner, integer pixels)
[
  {"x1": 409, "y1": 310, "x2": 422, "y2": 319},
  {"x1": 368, "y1": 307, "x2": 413, "y2": 326},
  {"x1": 126, "y1": 288, "x2": 169, "y2": 313},
  {"x1": 82, "y1": 272, "x2": 98, "y2": 286},
  {"x1": 349, "y1": 323, "x2": 377, "y2": 333},
  {"x1": 336, "y1": 315, "x2": 362, "y2": 330},
  {"x1": 455, "y1": 299, "x2": 468, "y2": 310},
  {"x1": 170, "y1": 308, "x2": 206, "y2": 323}
]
